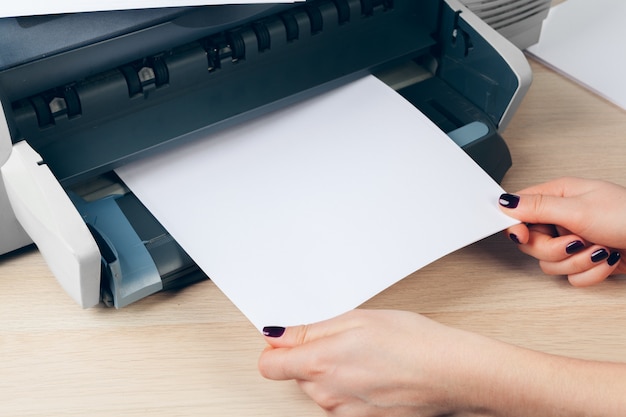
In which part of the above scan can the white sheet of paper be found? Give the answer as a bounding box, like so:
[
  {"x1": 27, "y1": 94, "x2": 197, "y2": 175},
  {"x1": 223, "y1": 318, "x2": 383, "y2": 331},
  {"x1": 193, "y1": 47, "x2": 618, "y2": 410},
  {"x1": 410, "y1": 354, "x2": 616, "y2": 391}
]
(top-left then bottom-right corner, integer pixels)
[
  {"x1": 527, "y1": 0, "x2": 626, "y2": 110},
  {"x1": 116, "y1": 75, "x2": 517, "y2": 330},
  {"x1": 0, "y1": 0, "x2": 300, "y2": 18}
]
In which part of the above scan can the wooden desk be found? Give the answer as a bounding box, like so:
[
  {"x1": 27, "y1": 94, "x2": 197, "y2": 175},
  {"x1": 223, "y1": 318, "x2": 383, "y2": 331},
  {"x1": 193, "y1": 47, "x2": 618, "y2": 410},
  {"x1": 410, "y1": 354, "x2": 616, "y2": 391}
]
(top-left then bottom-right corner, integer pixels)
[{"x1": 2, "y1": 58, "x2": 626, "y2": 416}]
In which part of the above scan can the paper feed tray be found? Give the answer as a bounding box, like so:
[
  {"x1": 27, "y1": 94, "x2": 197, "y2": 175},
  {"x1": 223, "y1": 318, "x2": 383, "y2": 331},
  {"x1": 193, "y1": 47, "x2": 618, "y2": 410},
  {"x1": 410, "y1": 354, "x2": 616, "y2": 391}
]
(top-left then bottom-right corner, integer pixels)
[{"x1": 70, "y1": 177, "x2": 207, "y2": 308}]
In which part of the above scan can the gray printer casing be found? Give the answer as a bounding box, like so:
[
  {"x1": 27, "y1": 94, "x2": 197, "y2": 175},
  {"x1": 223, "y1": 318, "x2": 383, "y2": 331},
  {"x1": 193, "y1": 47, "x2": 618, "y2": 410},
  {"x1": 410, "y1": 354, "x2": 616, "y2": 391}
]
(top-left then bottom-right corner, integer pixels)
[{"x1": 0, "y1": 0, "x2": 532, "y2": 308}]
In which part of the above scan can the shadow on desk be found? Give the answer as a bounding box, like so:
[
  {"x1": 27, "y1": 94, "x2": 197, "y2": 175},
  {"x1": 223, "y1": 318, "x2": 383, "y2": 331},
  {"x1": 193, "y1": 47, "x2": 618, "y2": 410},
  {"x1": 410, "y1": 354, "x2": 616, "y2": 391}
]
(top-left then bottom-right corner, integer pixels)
[{"x1": 0, "y1": 243, "x2": 37, "y2": 263}]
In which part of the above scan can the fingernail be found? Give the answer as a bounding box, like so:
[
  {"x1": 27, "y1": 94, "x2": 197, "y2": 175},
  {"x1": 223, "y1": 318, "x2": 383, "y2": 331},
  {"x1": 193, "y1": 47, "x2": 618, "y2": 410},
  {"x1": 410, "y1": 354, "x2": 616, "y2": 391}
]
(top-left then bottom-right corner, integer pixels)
[
  {"x1": 499, "y1": 193, "x2": 520, "y2": 209},
  {"x1": 509, "y1": 233, "x2": 521, "y2": 244},
  {"x1": 263, "y1": 326, "x2": 286, "y2": 338},
  {"x1": 591, "y1": 249, "x2": 609, "y2": 263},
  {"x1": 608, "y1": 251, "x2": 621, "y2": 266},
  {"x1": 565, "y1": 240, "x2": 585, "y2": 254}
]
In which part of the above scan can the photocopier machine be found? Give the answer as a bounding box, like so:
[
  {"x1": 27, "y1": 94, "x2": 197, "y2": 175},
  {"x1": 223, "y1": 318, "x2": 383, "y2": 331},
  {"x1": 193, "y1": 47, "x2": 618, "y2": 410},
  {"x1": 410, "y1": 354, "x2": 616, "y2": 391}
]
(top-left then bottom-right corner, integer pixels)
[{"x1": 0, "y1": 0, "x2": 550, "y2": 308}]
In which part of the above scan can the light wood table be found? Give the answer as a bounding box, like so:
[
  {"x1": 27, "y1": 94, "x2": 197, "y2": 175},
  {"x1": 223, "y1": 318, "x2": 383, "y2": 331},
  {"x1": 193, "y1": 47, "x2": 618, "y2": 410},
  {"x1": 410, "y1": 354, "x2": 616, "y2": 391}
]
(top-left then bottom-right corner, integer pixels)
[{"x1": 2, "y1": 56, "x2": 626, "y2": 416}]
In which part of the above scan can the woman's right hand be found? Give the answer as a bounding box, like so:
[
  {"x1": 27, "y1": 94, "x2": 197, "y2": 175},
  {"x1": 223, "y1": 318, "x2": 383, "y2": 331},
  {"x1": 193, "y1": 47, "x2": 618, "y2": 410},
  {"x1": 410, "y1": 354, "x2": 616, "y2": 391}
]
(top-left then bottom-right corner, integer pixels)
[{"x1": 499, "y1": 177, "x2": 626, "y2": 286}]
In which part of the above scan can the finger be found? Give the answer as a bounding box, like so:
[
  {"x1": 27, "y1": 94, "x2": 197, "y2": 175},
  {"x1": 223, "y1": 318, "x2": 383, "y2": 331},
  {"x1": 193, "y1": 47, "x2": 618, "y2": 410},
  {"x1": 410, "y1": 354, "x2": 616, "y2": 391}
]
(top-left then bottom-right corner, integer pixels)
[
  {"x1": 259, "y1": 310, "x2": 369, "y2": 381},
  {"x1": 499, "y1": 192, "x2": 586, "y2": 232},
  {"x1": 506, "y1": 223, "x2": 556, "y2": 245},
  {"x1": 258, "y1": 335, "x2": 335, "y2": 381},
  {"x1": 505, "y1": 223, "x2": 530, "y2": 244},
  {"x1": 515, "y1": 177, "x2": 595, "y2": 197},
  {"x1": 555, "y1": 225, "x2": 573, "y2": 238},
  {"x1": 258, "y1": 345, "x2": 300, "y2": 381},
  {"x1": 538, "y1": 246, "x2": 615, "y2": 277},
  {"x1": 568, "y1": 252, "x2": 621, "y2": 287},
  {"x1": 517, "y1": 232, "x2": 587, "y2": 263},
  {"x1": 262, "y1": 310, "x2": 362, "y2": 348},
  {"x1": 528, "y1": 223, "x2": 558, "y2": 238}
]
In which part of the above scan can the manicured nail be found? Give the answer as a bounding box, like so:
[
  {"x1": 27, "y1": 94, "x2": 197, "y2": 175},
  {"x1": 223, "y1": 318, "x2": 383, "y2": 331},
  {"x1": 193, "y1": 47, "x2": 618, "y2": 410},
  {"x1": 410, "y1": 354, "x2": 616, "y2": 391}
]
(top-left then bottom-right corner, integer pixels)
[
  {"x1": 608, "y1": 251, "x2": 621, "y2": 266},
  {"x1": 591, "y1": 249, "x2": 609, "y2": 263},
  {"x1": 509, "y1": 233, "x2": 521, "y2": 244},
  {"x1": 263, "y1": 326, "x2": 286, "y2": 338},
  {"x1": 499, "y1": 193, "x2": 520, "y2": 209},
  {"x1": 565, "y1": 240, "x2": 585, "y2": 254}
]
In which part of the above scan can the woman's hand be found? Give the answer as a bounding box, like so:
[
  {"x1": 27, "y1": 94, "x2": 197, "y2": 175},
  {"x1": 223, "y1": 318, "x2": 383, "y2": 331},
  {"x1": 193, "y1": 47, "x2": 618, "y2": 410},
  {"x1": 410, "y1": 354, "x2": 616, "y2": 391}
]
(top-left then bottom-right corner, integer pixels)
[
  {"x1": 258, "y1": 309, "x2": 626, "y2": 417},
  {"x1": 500, "y1": 177, "x2": 626, "y2": 286},
  {"x1": 258, "y1": 309, "x2": 510, "y2": 417}
]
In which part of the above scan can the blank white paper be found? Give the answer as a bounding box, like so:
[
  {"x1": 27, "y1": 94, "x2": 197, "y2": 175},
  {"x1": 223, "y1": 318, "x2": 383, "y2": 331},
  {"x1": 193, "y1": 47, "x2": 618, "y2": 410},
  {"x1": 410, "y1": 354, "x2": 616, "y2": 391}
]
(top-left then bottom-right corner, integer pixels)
[
  {"x1": 116, "y1": 75, "x2": 518, "y2": 331},
  {"x1": 0, "y1": 0, "x2": 300, "y2": 18},
  {"x1": 527, "y1": 0, "x2": 626, "y2": 110}
]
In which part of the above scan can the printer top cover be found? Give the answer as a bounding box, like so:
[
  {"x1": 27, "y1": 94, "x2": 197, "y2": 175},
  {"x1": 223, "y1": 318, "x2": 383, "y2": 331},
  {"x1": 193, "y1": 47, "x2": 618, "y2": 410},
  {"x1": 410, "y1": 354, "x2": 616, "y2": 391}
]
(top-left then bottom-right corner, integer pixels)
[{"x1": 0, "y1": 0, "x2": 526, "y2": 185}]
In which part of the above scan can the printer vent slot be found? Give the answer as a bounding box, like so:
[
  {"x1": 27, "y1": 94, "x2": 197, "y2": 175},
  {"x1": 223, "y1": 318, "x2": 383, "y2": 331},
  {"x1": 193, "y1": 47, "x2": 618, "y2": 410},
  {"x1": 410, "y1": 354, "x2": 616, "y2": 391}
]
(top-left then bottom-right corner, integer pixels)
[
  {"x1": 120, "y1": 57, "x2": 170, "y2": 98},
  {"x1": 461, "y1": 0, "x2": 550, "y2": 31},
  {"x1": 360, "y1": 0, "x2": 394, "y2": 16}
]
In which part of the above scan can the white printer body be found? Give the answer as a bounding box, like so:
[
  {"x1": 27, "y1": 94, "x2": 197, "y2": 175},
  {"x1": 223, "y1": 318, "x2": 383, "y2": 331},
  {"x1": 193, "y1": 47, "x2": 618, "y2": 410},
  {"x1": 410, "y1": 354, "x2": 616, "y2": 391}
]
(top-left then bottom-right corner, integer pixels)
[{"x1": 0, "y1": 0, "x2": 544, "y2": 308}]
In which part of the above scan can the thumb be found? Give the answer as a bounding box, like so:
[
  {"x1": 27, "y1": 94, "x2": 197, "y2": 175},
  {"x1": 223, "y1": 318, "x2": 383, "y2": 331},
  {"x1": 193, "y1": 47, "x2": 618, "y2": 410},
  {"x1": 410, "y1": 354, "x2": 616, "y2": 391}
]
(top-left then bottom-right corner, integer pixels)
[
  {"x1": 261, "y1": 310, "x2": 362, "y2": 348},
  {"x1": 499, "y1": 192, "x2": 584, "y2": 229},
  {"x1": 259, "y1": 312, "x2": 358, "y2": 381},
  {"x1": 261, "y1": 324, "x2": 308, "y2": 348}
]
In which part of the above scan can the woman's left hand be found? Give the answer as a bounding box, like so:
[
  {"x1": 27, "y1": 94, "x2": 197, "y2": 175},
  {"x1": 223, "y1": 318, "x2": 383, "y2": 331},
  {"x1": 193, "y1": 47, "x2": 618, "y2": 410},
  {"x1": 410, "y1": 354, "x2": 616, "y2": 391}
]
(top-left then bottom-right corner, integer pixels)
[{"x1": 258, "y1": 309, "x2": 502, "y2": 417}]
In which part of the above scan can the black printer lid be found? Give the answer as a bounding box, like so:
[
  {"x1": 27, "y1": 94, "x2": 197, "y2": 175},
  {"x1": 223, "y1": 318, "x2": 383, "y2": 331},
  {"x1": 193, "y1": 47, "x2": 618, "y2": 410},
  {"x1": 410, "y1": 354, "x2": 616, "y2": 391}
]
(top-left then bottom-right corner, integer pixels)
[
  {"x1": 0, "y1": 9, "x2": 189, "y2": 71},
  {"x1": 3, "y1": 0, "x2": 441, "y2": 185},
  {"x1": 0, "y1": 4, "x2": 292, "y2": 101}
]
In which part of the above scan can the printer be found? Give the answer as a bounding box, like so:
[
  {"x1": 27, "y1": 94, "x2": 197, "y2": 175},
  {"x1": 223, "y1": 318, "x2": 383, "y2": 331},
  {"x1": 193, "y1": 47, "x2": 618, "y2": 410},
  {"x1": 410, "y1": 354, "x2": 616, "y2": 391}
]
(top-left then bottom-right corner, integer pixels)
[{"x1": 0, "y1": 0, "x2": 538, "y2": 308}]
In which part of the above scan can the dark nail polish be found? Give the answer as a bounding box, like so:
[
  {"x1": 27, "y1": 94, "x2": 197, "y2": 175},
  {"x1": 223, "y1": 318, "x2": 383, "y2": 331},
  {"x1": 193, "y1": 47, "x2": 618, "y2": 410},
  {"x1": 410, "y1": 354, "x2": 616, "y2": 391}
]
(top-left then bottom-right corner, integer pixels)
[
  {"x1": 499, "y1": 193, "x2": 520, "y2": 209},
  {"x1": 608, "y1": 251, "x2": 621, "y2": 266},
  {"x1": 591, "y1": 249, "x2": 609, "y2": 263},
  {"x1": 263, "y1": 326, "x2": 286, "y2": 338},
  {"x1": 509, "y1": 233, "x2": 521, "y2": 244},
  {"x1": 565, "y1": 240, "x2": 585, "y2": 254}
]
